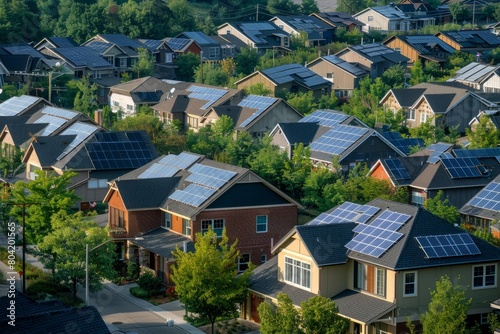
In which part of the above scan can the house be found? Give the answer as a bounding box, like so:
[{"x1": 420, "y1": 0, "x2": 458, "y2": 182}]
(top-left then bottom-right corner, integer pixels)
[
  {"x1": 103, "y1": 151, "x2": 301, "y2": 282},
  {"x1": 379, "y1": 82, "x2": 500, "y2": 133},
  {"x1": 34, "y1": 36, "x2": 79, "y2": 52},
  {"x1": 369, "y1": 144, "x2": 500, "y2": 208},
  {"x1": 235, "y1": 63, "x2": 332, "y2": 99},
  {"x1": 310, "y1": 12, "x2": 364, "y2": 32},
  {"x1": 242, "y1": 198, "x2": 500, "y2": 333},
  {"x1": 447, "y1": 62, "x2": 500, "y2": 92},
  {"x1": 435, "y1": 30, "x2": 500, "y2": 58},
  {"x1": 165, "y1": 37, "x2": 202, "y2": 58},
  {"x1": 269, "y1": 16, "x2": 334, "y2": 47},
  {"x1": 335, "y1": 43, "x2": 409, "y2": 79},
  {"x1": 217, "y1": 21, "x2": 291, "y2": 55},
  {"x1": 0, "y1": 95, "x2": 51, "y2": 118},
  {"x1": 109, "y1": 76, "x2": 188, "y2": 117},
  {"x1": 0, "y1": 44, "x2": 52, "y2": 87},
  {"x1": 306, "y1": 54, "x2": 369, "y2": 98},
  {"x1": 270, "y1": 109, "x2": 405, "y2": 168},
  {"x1": 201, "y1": 94, "x2": 303, "y2": 138},
  {"x1": 486, "y1": 22, "x2": 500, "y2": 36},
  {"x1": 383, "y1": 35, "x2": 455, "y2": 66},
  {"x1": 379, "y1": 131, "x2": 425, "y2": 155},
  {"x1": 394, "y1": 0, "x2": 449, "y2": 28},
  {"x1": 139, "y1": 39, "x2": 177, "y2": 79},
  {"x1": 151, "y1": 83, "x2": 242, "y2": 131},
  {"x1": 460, "y1": 172, "x2": 500, "y2": 239},
  {"x1": 176, "y1": 32, "x2": 223, "y2": 61},
  {"x1": 0, "y1": 291, "x2": 110, "y2": 333},
  {"x1": 353, "y1": 5, "x2": 410, "y2": 33}
]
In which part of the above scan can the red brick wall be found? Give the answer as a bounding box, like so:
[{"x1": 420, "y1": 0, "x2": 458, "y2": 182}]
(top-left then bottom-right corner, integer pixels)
[
  {"x1": 194, "y1": 205, "x2": 298, "y2": 266},
  {"x1": 128, "y1": 209, "x2": 163, "y2": 237}
]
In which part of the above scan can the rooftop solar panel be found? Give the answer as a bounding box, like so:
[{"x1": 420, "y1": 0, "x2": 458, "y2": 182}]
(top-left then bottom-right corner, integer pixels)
[
  {"x1": 138, "y1": 152, "x2": 198, "y2": 179},
  {"x1": 169, "y1": 183, "x2": 216, "y2": 207},
  {"x1": 238, "y1": 95, "x2": 278, "y2": 127},
  {"x1": 468, "y1": 181, "x2": 500, "y2": 211},
  {"x1": 57, "y1": 122, "x2": 100, "y2": 160},
  {"x1": 33, "y1": 114, "x2": 67, "y2": 136},
  {"x1": 299, "y1": 110, "x2": 349, "y2": 127},
  {"x1": 385, "y1": 158, "x2": 411, "y2": 180},
  {"x1": 187, "y1": 85, "x2": 228, "y2": 110},
  {"x1": 310, "y1": 124, "x2": 368, "y2": 155},
  {"x1": 166, "y1": 38, "x2": 190, "y2": 51},
  {"x1": 0, "y1": 95, "x2": 39, "y2": 116},
  {"x1": 138, "y1": 163, "x2": 179, "y2": 179},
  {"x1": 42, "y1": 106, "x2": 78, "y2": 120},
  {"x1": 454, "y1": 148, "x2": 500, "y2": 159},
  {"x1": 308, "y1": 202, "x2": 380, "y2": 225},
  {"x1": 442, "y1": 157, "x2": 482, "y2": 179},
  {"x1": 186, "y1": 163, "x2": 237, "y2": 190},
  {"x1": 415, "y1": 233, "x2": 481, "y2": 258}
]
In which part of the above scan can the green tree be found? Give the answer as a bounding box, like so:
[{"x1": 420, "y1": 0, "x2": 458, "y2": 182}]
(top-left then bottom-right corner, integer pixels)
[
  {"x1": 112, "y1": 113, "x2": 167, "y2": 152},
  {"x1": 410, "y1": 59, "x2": 425, "y2": 86},
  {"x1": 236, "y1": 47, "x2": 260, "y2": 76},
  {"x1": 446, "y1": 51, "x2": 475, "y2": 72},
  {"x1": 195, "y1": 63, "x2": 229, "y2": 86},
  {"x1": 172, "y1": 229, "x2": 252, "y2": 334},
  {"x1": 247, "y1": 137, "x2": 287, "y2": 188},
  {"x1": 421, "y1": 275, "x2": 471, "y2": 334},
  {"x1": 244, "y1": 83, "x2": 272, "y2": 96},
  {"x1": 282, "y1": 144, "x2": 313, "y2": 199},
  {"x1": 226, "y1": 131, "x2": 257, "y2": 168},
  {"x1": 301, "y1": 295, "x2": 349, "y2": 334},
  {"x1": 302, "y1": 166, "x2": 341, "y2": 211},
  {"x1": 258, "y1": 293, "x2": 303, "y2": 334},
  {"x1": 267, "y1": 0, "x2": 300, "y2": 15},
  {"x1": 466, "y1": 115, "x2": 500, "y2": 149},
  {"x1": 176, "y1": 53, "x2": 200, "y2": 82},
  {"x1": 72, "y1": 75, "x2": 98, "y2": 117},
  {"x1": 449, "y1": 2, "x2": 463, "y2": 24},
  {"x1": 132, "y1": 47, "x2": 155, "y2": 78},
  {"x1": 382, "y1": 65, "x2": 406, "y2": 89},
  {"x1": 286, "y1": 91, "x2": 318, "y2": 115},
  {"x1": 492, "y1": 47, "x2": 500, "y2": 65},
  {"x1": 300, "y1": 0, "x2": 319, "y2": 15},
  {"x1": 424, "y1": 190, "x2": 460, "y2": 224},
  {"x1": 37, "y1": 211, "x2": 115, "y2": 299}
]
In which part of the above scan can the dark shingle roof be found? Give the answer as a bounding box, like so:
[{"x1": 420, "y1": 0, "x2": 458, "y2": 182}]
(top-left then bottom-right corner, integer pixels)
[
  {"x1": 261, "y1": 63, "x2": 331, "y2": 89},
  {"x1": 115, "y1": 177, "x2": 181, "y2": 210},
  {"x1": 29, "y1": 135, "x2": 76, "y2": 168},
  {"x1": 390, "y1": 88, "x2": 426, "y2": 107},
  {"x1": 460, "y1": 174, "x2": 500, "y2": 221},
  {"x1": 130, "y1": 227, "x2": 193, "y2": 258},
  {"x1": 331, "y1": 289, "x2": 396, "y2": 324},
  {"x1": 6, "y1": 123, "x2": 48, "y2": 147},
  {"x1": 278, "y1": 122, "x2": 321, "y2": 146},
  {"x1": 343, "y1": 43, "x2": 409, "y2": 64}
]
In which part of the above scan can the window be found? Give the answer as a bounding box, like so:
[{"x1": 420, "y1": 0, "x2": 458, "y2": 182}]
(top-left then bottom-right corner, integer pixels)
[
  {"x1": 29, "y1": 164, "x2": 41, "y2": 180},
  {"x1": 208, "y1": 47, "x2": 220, "y2": 59},
  {"x1": 188, "y1": 116, "x2": 198, "y2": 129},
  {"x1": 326, "y1": 72, "x2": 333, "y2": 79},
  {"x1": 355, "y1": 261, "x2": 385, "y2": 296},
  {"x1": 480, "y1": 313, "x2": 489, "y2": 325},
  {"x1": 111, "y1": 207, "x2": 124, "y2": 228},
  {"x1": 113, "y1": 101, "x2": 119, "y2": 107},
  {"x1": 394, "y1": 47, "x2": 401, "y2": 53},
  {"x1": 412, "y1": 191, "x2": 424, "y2": 207},
  {"x1": 201, "y1": 219, "x2": 225, "y2": 237},
  {"x1": 473, "y1": 264, "x2": 496, "y2": 288},
  {"x1": 127, "y1": 104, "x2": 134, "y2": 111},
  {"x1": 355, "y1": 262, "x2": 366, "y2": 290},
  {"x1": 284, "y1": 257, "x2": 311, "y2": 289},
  {"x1": 376, "y1": 267, "x2": 386, "y2": 296},
  {"x1": 182, "y1": 218, "x2": 191, "y2": 236},
  {"x1": 420, "y1": 111, "x2": 429, "y2": 123},
  {"x1": 368, "y1": 16, "x2": 373, "y2": 21},
  {"x1": 88, "y1": 178, "x2": 108, "y2": 189},
  {"x1": 404, "y1": 272, "x2": 417, "y2": 296},
  {"x1": 408, "y1": 108, "x2": 415, "y2": 120},
  {"x1": 261, "y1": 254, "x2": 267, "y2": 263},
  {"x1": 239, "y1": 254, "x2": 250, "y2": 272},
  {"x1": 282, "y1": 37, "x2": 289, "y2": 47},
  {"x1": 256, "y1": 215, "x2": 268, "y2": 233},
  {"x1": 93, "y1": 70, "x2": 101, "y2": 79},
  {"x1": 162, "y1": 212, "x2": 171, "y2": 229},
  {"x1": 105, "y1": 56, "x2": 114, "y2": 64},
  {"x1": 119, "y1": 58, "x2": 127, "y2": 67}
]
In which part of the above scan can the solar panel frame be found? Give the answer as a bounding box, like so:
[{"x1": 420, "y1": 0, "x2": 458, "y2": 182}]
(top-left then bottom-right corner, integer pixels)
[
  {"x1": 186, "y1": 163, "x2": 237, "y2": 190},
  {"x1": 415, "y1": 233, "x2": 481, "y2": 258},
  {"x1": 442, "y1": 157, "x2": 482, "y2": 179},
  {"x1": 308, "y1": 202, "x2": 380, "y2": 225},
  {"x1": 0, "y1": 96, "x2": 39, "y2": 116},
  {"x1": 385, "y1": 158, "x2": 411, "y2": 180},
  {"x1": 168, "y1": 184, "x2": 216, "y2": 207},
  {"x1": 187, "y1": 85, "x2": 228, "y2": 110},
  {"x1": 310, "y1": 124, "x2": 368, "y2": 155},
  {"x1": 33, "y1": 114, "x2": 67, "y2": 136},
  {"x1": 468, "y1": 181, "x2": 500, "y2": 211},
  {"x1": 41, "y1": 106, "x2": 78, "y2": 120}
]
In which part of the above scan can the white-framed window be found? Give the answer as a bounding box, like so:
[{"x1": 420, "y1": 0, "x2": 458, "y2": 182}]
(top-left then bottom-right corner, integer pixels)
[
  {"x1": 376, "y1": 267, "x2": 386, "y2": 297},
  {"x1": 256, "y1": 215, "x2": 268, "y2": 233},
  {"x1": 355, "y1": 262, "x2": 366, "y2": 290},
  {"x1": 239, "y1": 254, "x2": 250, "y2": 272},
  {"x1": 201, "y1": 218, "x2": 224, "y2": 237},
  {"x1": 182, "y1": 218, "x2": 191, "y2": 236},
  {"x1": 412, "y1": 191, "x2": 424, "y2": 207},
  {"x1": 394, "y1": 47, "x2": 401, "y2": 53},
  {"x1": 119, "y1": 58, "x2": 127, "y2": 67},
  {"x1": 404, "y1": 271, "x2": 417, "y2": 296},
  {"x1": 93, "y1": 70, "x2": 101, "y2": 79},
  {"x1": 408, "y1": 108, "x2": 415, "y2": 120},
  {"x1": 126, "y1": 104, "x2": 133, "y2": 111},
  {"x1": 29, "y1": 164, "x2": 41, "y2": 180},
  {"x1": 105, "y1": 56, "x2": 114, "y2": 64},
  {"x1": 88, "y1": 179, "x2": 108, "y2": 189},
  {"x1": 162, "y1": 212, "x2": 171, "y2": 229},
  {"x1": 282, "y1": 37, "x2": 289, "y2": 47},
  {"x1": 285, "y1": 257, "x2": 311, "y2": 289},
  {"x1": 208, "y1": 47, "x2": 220, "y2": 59},
  {"x1": 188, "y1": 116, "x2": 198, "y2": 129},
  {"x1": 113, "y1": 100, "x2": 119, "y2": 107},
  {"x1": 368, "y1": 16, "x2": 374, "y2": 21},
  {"x1": 473, "y1": 264, "x2": 496, "y2": 289},
  {"x1": 420, "y1": 111, "x2": 429, "y2": 123}
]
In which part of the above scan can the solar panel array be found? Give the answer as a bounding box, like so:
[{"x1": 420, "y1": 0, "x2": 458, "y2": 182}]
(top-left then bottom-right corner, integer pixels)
[
  {"x1": 238, "y1": 95, "x2": 278, "y2": 127},
  {"x1": 310, "y1": 124, "x2": 368, "y2": 155},
  {"x1": 187, "y1": 85, "x2": 228, "y2": 109},
  {"x1": 166, "y1": 38, "x2": 191, "y2": 51},
  {"x1": 57, "y1": 123, "x2": 100, "y2": 160},
  {"x1": 308, "y1": 202, "x2": 380, "y2": 225},
  {"x1": 454, "y1": 148, "x2": 500, "y2": 159},
  {"x1": 182, "y1": 32, "x2": 217, "y2": 45},
  {"x1": 299, "y1": 110, "x2": 348, "y2": 127},
  {"x1": 86, "y1": 132, "x2": 155, "y2": 170},
  {"x1": 0, "y1": 96, "x2": 39, "y2": 116},
  {"x1": 263, "y1": 64, "x2": 328, "y2": 88},
  {"x1": 33, "y1": 114, "x2": 67, "y2": 136},
  {"x1": 56, "y1": 47, "x2": 113, "y2": 69},
  {"x1": 427, "y1": 142, "x2": 453, "y2": 163},
  {"x1": 42, "y1": 106, "x2": 78, "y2": 120},
  {"x1": 405, "y1": 35, "x2": 455, "y2": 54},
  {"x1": 441, "y1": 157, "x2": 482, "y2": 179},
  {"x1": 138, "y1": 152, "x2": 199, "y2": 179},
  {"x1": 3, "y1": 45, "x2": 45, "y2": 58},
  {"x1": 468, "y1": 181, "x2": 500, "y2": 211},
  {"x1": 345, "y1": 210, "x2": 411, "y2": 258},
  {"x1": 385, "y1": 158, "x2": 411, "y2": 180},
  {"x1": 169, "y1": 183, "x2": 216, "y2": 207},
  {"x1": 415, "y1": 233, "x2": 481, "y2": 258},
  {"x1": 380, "y1": 132, "x2": 424, "y2": 155},
  {"x1": 186, "y1": 163, "x2": 237, "y2": 189}
]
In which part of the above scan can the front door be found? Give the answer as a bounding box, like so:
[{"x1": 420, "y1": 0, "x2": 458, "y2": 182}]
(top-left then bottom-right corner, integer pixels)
[{"x1": 250, "y1": 294, "x2": 263, "y2": 323}]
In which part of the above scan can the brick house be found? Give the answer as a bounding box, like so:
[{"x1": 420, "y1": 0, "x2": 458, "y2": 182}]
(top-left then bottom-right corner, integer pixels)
[{"x1": 103, "y1": 152, "x2": 301, "y2": 282}]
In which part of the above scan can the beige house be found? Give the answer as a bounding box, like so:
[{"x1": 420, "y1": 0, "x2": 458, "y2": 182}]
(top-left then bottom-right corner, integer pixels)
[
  {"x1": 354, "y1": 6, "x2": 410, "y2": 32},
  {"x1": 243, "y1": 198, "x2": 500, "y2": 333}
]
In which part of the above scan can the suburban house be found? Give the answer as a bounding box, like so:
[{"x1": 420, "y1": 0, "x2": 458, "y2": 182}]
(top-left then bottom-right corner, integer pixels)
[
  {"x1": 0, "y1": 44, "x2": 52, "y2": 87},
  {"x1": 394, "y1": 0, "x2": 451, "y2": 27},
  {"x1": 310, "y1": 12, "x2": 364, "y2": 32},
  {"x1": 151, "y1": 83, "x2": 242, "y2": 131},
  {"x1": 435, "y1": 30, "x2": 500, "y2": 59},
  {"x1": 176, "y1": 32, "x2": 224, "y2": 61},
  {"x1": 268, "y1": 16, "x2": 334, "y2": 47},
  {"x1": 447, "y1": 62, "x2": 500, "y2": 93},
  {"x1": 217, "y1": 21, "x2": 291, "y2": 55},
  {"x1": 0, "y1": 95, "x2": 51, "y2": 118},
  {"x1": 379, "y1": 131, "x2": 425, "y2": 155},
  {"x1": 103, "y1": 151, "x2": 301, "y2": 282},
  {"x1": 379, "y1": 82, "x2": 500, "y2": 133},
  {"x1": 201, "y1": 94, "x2": 303, "y2": 138},
  {"x1": 335, "y1": 43, "x2": 409, "y2": 80},
  {"x1": 383, "y1": 35, "x2": 455, "y2": 66},
  {"x1": 306, "y1": 54, "x2": 369, "y2": 98},
  {"x1": 34, "y1": 36, "x2": 79, "y2": 51},
  {"x1": 460, "y1": 173, "x2": 500, "y2": 239},
  {"x1": 108, "y1": 76, "x2": 188, "y2": 117},
  {"x1": 235, "y1": 63, "x2": 332, "y2": 99},
  {"x1": 353, "y1": 5, "x2": 410, "y2": 32},
  {"x1": 242, "y1": 198, "x2": 500, "y2": 333},
  {"x1": 139, "y1": 39, "x2": 177, "y2": 79},
  {"x1": 164, "y1": 37, "x2": 202, "y2": 58},
  {"x1": 270, "y1": 109, "x2": 405, "y2": 168},
  {"x1": 369, "y1": 144, "x2": 500, "y2": 208}
]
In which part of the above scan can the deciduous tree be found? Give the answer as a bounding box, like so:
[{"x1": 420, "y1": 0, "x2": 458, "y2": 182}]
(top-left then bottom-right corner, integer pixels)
[
  {"x1": 301, "y1": 295, "x2": 349, "y2": 334},
  {"x1": 258, "y1": 293, "x2": 303, "y2": 334},
  {"x1": 466, "y1": 114, "x2": 499, "y2": 149},
  {"x1": 424, "y1": 190, "x2": 460, "y2": 224}
]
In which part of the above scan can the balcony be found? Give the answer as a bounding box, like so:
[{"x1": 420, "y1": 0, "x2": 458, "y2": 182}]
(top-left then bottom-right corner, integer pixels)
[{"x1": 109, "y1": 226, "x2": 127, "y2": 236}]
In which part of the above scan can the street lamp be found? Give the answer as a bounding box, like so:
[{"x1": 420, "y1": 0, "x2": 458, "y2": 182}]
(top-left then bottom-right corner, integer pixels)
[{"x1": 85, "y1": 237, "x2": 143, "y2": 305}]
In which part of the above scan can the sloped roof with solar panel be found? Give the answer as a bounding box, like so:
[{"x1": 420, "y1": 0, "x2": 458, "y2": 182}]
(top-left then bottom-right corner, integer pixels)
[
  {"x1": 55, "y1": 122, "x2": 101, "y2": 160},
  {"x1": 347, "y1": 43, "x2": 409, "y2": 64},
  {"x1": 380, "y1": 131, "x2": 424, "y2": 155},
  {"x1": 274, "y1": 15, "x2": 331, "y2": 33},
  {"x1": 85, "y1": 41, "x2": 113, "y2": 54},
  {"x1": 52, "y1": 47, "x2": 113, "y2": 69},
  {"x1": 178, "y1": 32, "x2": 218, "y2": 46},
  {"x1": 237, "y1": 95, "x2": 278, "y2": 128},
  {"x1": 262, "y1": 63, "x2": 331, "y2": 89},
  {"x1": 312, "y1": 12, "x2": 365, "y2": 28},
  {"x1": 2, "y1": 45, "x2": 46, "y2": 59},
  {"x1": 438, "y1": 30, "x2": 500, "y2": 48},
  {"x1": 396, "y1": 35, "x2": 455, "y2": 55},
  {"x1": 369, "y1": 5, "x2": 409, "y2": 19},
  {"x1": 139, "y1": 39, "x2": 164, "y2": 51},
  {"x1": 47, "y1": 37, "x2": 78, "y2": 48},
  {"x1": 448, "y1": 62, "x2": 498, "y2": 84},
  {"x1": 320, "y1": 55, "x2": 368, "y2": 77},
  {"x1": 0, "y1": 96, "x2": 40, "y2": 116},
  {"x1": 229, "y1": 21, "x2": 290, "y2": 47},
  {"x1": 460, "y1": 174, "x2": 500, "y2": 220},
  {"x1": 96, "y1": 34, "x2": 146, "y2": 49},
  {"x1": 165, "y1": 38, "x2": 192, "y2": 52},
  {"x1": 187, "y1": 85, "x2": 229, "y2": 110}
]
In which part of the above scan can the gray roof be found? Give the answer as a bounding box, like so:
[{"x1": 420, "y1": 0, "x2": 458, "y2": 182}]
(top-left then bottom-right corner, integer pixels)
[
  {"x1": 5, "y1": 123, "x2": 47, "y2": 147},
  {"x1": 261, "y1": 63, "x2": 331, "y2": 89},
  {"x1": 177, "y1": 31, "x2": 218, "y2": 46},
  {"x1": 46, "y1": 37, "x2": 78, "y2": 48},
  {"x1": 278, "y1": 122, "x2": 322, "y2": 146},
  {"x1": 393, "y1": 35, "x2": 455, "y2": 55},
  {"x1": 227, "y1": 21, "x2": 291, "y2": 48},
  {"x1": 460, "y1": 174, "x2": 500, "y2": 221},
  {"x1": 321, "y1": 55, "x2": 368, "y2": 77},
  {"x1": 331, "y1": 289, "x2": 396, "y2": 324},
  {"x1": 274, "y1": 15, "x2": 332, "y2": 34},
  {"x1": 369, "y1": 5, "x2": 409, "y2": 19},
  {"x1": 450, "y1": 62, "x2": 499, "y2": 84},
  {"x1": 437, "y1": 30, "x2": 500, "y2": 49},
  {"x1": 312, "y1": 12, "x2": 364, "y2": 28},
  {"x1": 52, "y1": 47, "x2": 113, "y2": 70},
  {"x1": 29, "y1": 135, "x2": 76, "y2": 168},
  {"x1": 115, "y1": 177, "x2": 181, "y2": 210},
  {"x1": 343, "y1": 43, "x2": 409, "y2": 64},
  {"x1": 97, "y1": 33, "x2": 146, "y2": 50},
  {"x1": 130, "y1": 227, "x2": 193, "y2": 259}
]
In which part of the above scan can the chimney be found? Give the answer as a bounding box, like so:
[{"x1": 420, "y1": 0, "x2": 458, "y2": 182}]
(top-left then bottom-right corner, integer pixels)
[{"x1": 94, "y1": 109, "x2": 103, "y2": 126}]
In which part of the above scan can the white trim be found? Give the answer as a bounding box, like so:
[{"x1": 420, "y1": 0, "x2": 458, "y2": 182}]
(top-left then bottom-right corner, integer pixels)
[
  {"x1": 403, "y1": 271, "x2": 418, "y2": 297},
  {"x1": 256, "y1": 215, "x2": 268, "y2": 233},
  {"x1": 472, "y1": 263, "x2": 497, "y2": 290}
]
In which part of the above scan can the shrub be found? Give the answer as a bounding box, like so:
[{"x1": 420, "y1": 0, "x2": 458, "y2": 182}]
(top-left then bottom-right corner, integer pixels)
[
  {"x1": 137, "y1": 272, "x2": 163, "y2": 297},
  {"x1": 127, "y1": 260, "x2": 140, "y2": 280},
  {"x1": 26, "y1": 280, "x2": 61, "y2": 299},
  {"x1": 130, "y1": 286, "x2": 149, "y2": 298}
]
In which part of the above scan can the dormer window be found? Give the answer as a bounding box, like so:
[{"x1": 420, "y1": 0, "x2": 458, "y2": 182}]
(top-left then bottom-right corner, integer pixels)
[{"x1": 284, "y1": 256, "x2": 311, "y2": 289}]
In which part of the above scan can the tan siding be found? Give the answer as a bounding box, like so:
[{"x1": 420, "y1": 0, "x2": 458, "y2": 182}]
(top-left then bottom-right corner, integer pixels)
[{"x1": 384, "y1": 38, "x2": 418, "y2": 63}]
